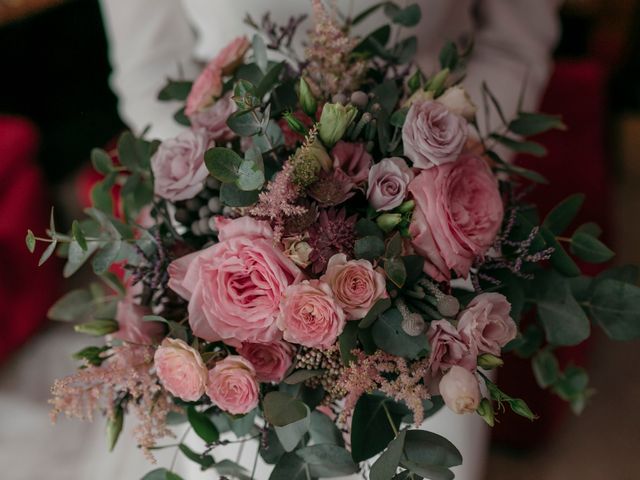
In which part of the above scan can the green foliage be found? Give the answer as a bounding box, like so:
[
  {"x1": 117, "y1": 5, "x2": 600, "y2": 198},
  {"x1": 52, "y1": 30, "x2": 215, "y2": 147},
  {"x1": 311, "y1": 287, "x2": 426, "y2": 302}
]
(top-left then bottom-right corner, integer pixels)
[
  {"x1": 543, "y1": 194, "x2": 585, "y2": 235},
  {"x1": 91, "y1": 148, "x2": 114, "y2": 175},
  {"x1": 439, "y1": 41, "x2": 458, "y2": 70},
  {"x1": 296, "y1": 445, "x2": 358, "y2": 477},
  {"x1": 141, "y1": 468, "x2": 183, "y2": 480},
  {"x1": 178, "y1": 444, "x2": 215, "y2": 471},
  {"x1": 485, "y1": 378, "x2": 536, "y2": 421},
  {"x1": 263, "y1": 391, "x2": 311, "y2": 452},
  {"x1": 570, "y1": 231, "x2": 614, "y2": 263},
  {"x1": 370, "y1": 430, "x2": 406, "y2": 480},
  {"x1": 157, "y1": 79, "x2": 193, "y2": 101},
  {"x1": 187, "y1": 406, "x2": 220, "y2": 444},
  {"x1": 359, "y1": 298, "x2": 392, "y2": 329},
  {"x1": 490, "y1": 133, "x2": 547, "y2": 156},
  {"x1": 372, "y1": 308, "x2": 429, "y2": 358},
  {"x1": 532, "y1": 349, "x2": 560, "y2": 388},
  {"x1": 551, "y1": 366, "x2": 592, "y2": 414},
  {"x1": 590, "y1": 278, "x2": 640, "y2": 341},
  {"x1": 106, "y1": 405, "x2": 124, "y2": 452},
  {"x1": 47, "y1": 289, "x2": 95, "y2": 322},
  {"x1": 309, "y1": 410, "x2": 344, "y2": 447},
  {"x1": 339, "y1": 321, "x2": 359, "y2": 364},
  {"x1": 508, "y1": 112, "x2": 566, "y2": 136},
  {"x1": 72, "y1": 345, "x2": 110, "y2": 366}
]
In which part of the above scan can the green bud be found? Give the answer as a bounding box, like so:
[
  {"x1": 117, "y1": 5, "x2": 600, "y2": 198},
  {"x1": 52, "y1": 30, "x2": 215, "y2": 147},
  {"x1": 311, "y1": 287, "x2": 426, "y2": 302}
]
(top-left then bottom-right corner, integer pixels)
[
  {"x1": 476, "y1": 398, "x2": 494, "y2": 427},
  {"x1": 426, "y1": 68, "x2": 450, "y2": 96},
  {"x1": 298, "y1": 78, "x2": 317, "y2": 117},
  {"x1": 74, "y1": 319, "x2": 119, "y2": 336},
  {"x1": 377, "y1": 213, "x2": 403, "y2": 233},
  {"x1": 509, "y1": 398, "x2": 536, "y2": 421},
  {"x1": 106, "y1": 405, "x2": 124, "y2": 452},
  {"x1": 407, "y1": 69, "x2": 424, "y2": 94},
  {"x1": 477, "y1": 353, "x2": 504, "y2": 370},
  {"x1": 283, "y1": 111, "x2": 308, "y2": 136},
  {"x1": 318, "y1": 103, "x2": 358, "y2": 147},
  {"x1": 397, "y1": 200, "x2": 415, "y2": 214}
]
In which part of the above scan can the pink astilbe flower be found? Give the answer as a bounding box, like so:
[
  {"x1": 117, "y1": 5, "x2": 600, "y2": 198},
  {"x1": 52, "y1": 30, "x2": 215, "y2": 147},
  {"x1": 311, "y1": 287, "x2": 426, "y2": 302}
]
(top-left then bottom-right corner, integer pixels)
[{"x1": 308, "y1": 208, "x2": 357, "y2": 274}]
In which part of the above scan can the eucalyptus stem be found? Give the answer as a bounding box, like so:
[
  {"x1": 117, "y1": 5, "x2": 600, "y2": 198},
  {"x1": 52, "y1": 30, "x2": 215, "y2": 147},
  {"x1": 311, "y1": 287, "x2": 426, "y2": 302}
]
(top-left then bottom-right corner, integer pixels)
[{"x1": 381, "y1": 402, "x2": 398, "y2": 437}]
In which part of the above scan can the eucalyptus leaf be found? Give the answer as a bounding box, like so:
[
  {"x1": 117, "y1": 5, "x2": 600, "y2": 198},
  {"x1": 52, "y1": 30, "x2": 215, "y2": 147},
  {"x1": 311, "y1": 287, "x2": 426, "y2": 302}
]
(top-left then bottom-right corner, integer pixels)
[
  {"x1": 372, "y1": 308, "x2": 429, "y2": 358},
  {"x1": 178, "y1": 444, "x2": 215, "y2": 471},
  {"x1": 490, "y1": 133, "x2": 547, "y2": 156},
  {"x1": 91, "y1": 148, "x2": 113, "y2": 174},
  {"x1": 370, "y1": 431, "x2": 406, "y2": 480},
  {"x1": 309, "y1": 410, "x2": 344, "y2": 447},
  {"x1": 590, "y1": 278, "x2": 640, "y2": 341},
  {"x1": 296, "y1": 444, "x2": 358, "y2": 477},
  {"x1": 351, "y1": 393, "x2": 404, "y2": 462},
  {"x1": 220, "y1": 182, "x2": 259, "y2": 207},
  {"x1": 47, "y1": 289, "x2": 94, "y2": 322},
  {"x1": 508, "y1": 112, "x2": 566, "y2": 136},
  {"x1": 570, "y1": 231, "x2": 614, "y2": 263},
  {"x1": 204, "y1": 147, "x2": 243, "y2": 183},
  {"x1": 354, "y1": 235, "x2": 385, "y2": 261},
  {"x1": 532, "y1": 349, "x2": 560, "y2": 388},
  {"x1": 543, "y1": 194, "x2": 585, "y2": 235},
  {"x1": 187, "y1": 407, "x2": 220, "y2": 444}
]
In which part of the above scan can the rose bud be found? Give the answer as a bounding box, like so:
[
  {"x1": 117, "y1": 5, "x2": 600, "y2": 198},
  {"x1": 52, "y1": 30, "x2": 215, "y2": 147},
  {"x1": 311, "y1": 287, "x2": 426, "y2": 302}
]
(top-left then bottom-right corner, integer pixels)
[
  {"x1": 154, "y1": 338, "x2": 208, "y2": 402},
  {"x1": 319, "y1": 103, "x2": 358, "y2": 147},
  {"x1": 439, "y1": 366, "x2": 481, "y2": 414},
  {"x1": 298, "y1": 77, "x2": 317, "y2": 117},
  {"x1": 437, "y1": 86, "x2": 477, "y2": 121},
  {"x1": 477, "y1": 353, "x2": 504, "y2": 370}
]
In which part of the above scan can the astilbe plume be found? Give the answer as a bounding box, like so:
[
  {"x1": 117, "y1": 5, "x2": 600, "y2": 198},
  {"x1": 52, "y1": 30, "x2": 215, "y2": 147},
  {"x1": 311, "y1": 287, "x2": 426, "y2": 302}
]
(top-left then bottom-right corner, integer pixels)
[{"x1": 308, "y1": 207, "x2": 357, "y2": 273}]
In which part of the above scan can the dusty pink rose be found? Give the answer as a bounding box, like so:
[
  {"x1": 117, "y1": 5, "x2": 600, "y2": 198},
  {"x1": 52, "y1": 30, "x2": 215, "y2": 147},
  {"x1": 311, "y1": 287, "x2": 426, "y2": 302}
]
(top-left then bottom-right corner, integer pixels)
[
  {"x1": 113, "y1": 281, "x2": 164, "y2": 345},
  {"x1": 213, "y1": 36, "x2": 251, "y2": 75},
  {"x1": 331, "y1": 141, "x2": 372, "y2": 188},
  {"x1": 439, "y1": 365, "x2": 481, "y2": 414},
  {"x1": 408, "y1": 154, "x2": 503, "y2": 281},
  {"x1": 154, "y1": 338, "x2": 208, "y2": 401},
  {"x1": 168, "y1": 217, "x2": 302, "y2": 344},
  {"x1": 458, "y1": 293, "x2": 516, "y2": 356},
  {"x1": 277, "y1": 280, "x2": 346, "y2": 348},
  {"x1": 427, "y1": 319, "x2": 477, "y2": 375},
  {"x1": 367, "y1": 157, "x2": 415, "y2": 211},
  {"x1": 321, "y1": 253, "x2": 387, "y2": 320},
  {"x1": 151, "y1": 129, "x2": 211, "y2": 202},
  {"x1": 206, "y1": 355, "x2": 259, "y2": 415},
  {"x1": 402, "y1": 100, "x2": 468, "y2": 169},
  {"x1": 237, "y1": 340, "x2": 294, "y2": 383},
  {"x1": 185, "y1": 67, "x2": 223, "y2": 116},
  {"x1": 190, "y1": 91, "x2": 237, "y2": 142}
]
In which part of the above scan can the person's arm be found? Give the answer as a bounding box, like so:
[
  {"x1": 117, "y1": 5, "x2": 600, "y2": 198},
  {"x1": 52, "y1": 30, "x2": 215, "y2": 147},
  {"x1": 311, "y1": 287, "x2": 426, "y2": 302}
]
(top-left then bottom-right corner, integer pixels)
[{"x1": 99, "y1": 0, "x2": 200, "y2": 139}]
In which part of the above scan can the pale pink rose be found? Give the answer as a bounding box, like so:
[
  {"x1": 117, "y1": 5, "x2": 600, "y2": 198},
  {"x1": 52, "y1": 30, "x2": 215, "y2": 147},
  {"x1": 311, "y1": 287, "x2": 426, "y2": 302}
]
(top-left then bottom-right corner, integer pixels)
[
  {"x1": 190, "y1": 91, "x2": 237, "y2": 142},
  {"x1": 321, "y1": 253, "x2": 387, "y2": 320},
  {"x1": 206, "y1": 355, "x2": 259, "y2": 415},
  {"x1": 168, "y1": 217, "x2": 302, "y2": 344},
  {"x1": 458, "y1": 293, "x2": 516, "y2": 356},
  {"x1": 366, "y1": 157, "x2": 415, "y2": 211},
  {"x1": 439, "y1": 366, "x2": 481, "y2": 414},
  {"x1": 402, "y1": 100, "x2": 468, "y2": 169},
  {"x1": 212, "y1": 36, "x2": 251, "y2": 76},
  {"x1": 331, "y1": 141, "x2": 372, "y2": 188},
  {"x1": 154, "y1": 338, "x2": 208, "y2": 402},
  {"x1": 427, "y1": 319, "x2": 477, "y2": 375},
  {"x1": 151, "y1": 129, "x2": 211, "y2": 202},
  {"x1": 185, "y1": 67, "x2": 223, "y2": 116},
  {"x1": 237, "y1": 340, "x2": 295, "y2": 383},
  {"x1": 277, "y1": 280, "x2": 346, "y2": 348},
  {"x1": 408, "y1": 154, "x2": 503, "y2": 281},
  {"x1": 113, "y1": 281, "x2": 164, "y2": 345}
]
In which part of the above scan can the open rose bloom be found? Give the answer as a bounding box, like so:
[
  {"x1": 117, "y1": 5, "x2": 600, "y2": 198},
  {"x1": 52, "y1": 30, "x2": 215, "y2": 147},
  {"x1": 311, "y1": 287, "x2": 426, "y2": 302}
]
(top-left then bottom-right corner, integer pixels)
[{"x1": 42, "y1": 4, "x2": 633, "y2": 479}]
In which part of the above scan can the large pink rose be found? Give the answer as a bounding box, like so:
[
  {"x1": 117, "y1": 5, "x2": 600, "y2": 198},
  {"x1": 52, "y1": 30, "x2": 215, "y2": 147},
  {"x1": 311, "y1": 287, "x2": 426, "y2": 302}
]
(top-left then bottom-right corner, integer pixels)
[
  {"x1": 408, "y1": 154, "x2": 503, "y2": 281},
  {"x1": 439, "y1": 366, "x2": 481, "y2": 414},
  {"x1": 206, "y1": 355, "x2": 259, "y2": 415},
  {"x1": 458, "y1": 293, "x2": 516, "y2": 356},
  {"x1": 237, "y1": 340, "x2": 294, "y2": 383},
  {"x1": 212, "y1": 36, "x2": 251, "y2": 75},
  {"x1": 151, "y1": 129, "x2": 211, "y2": 202},
  {"x1": 190, "y1": 91, "x2": 237, "y2": 142},
  {"x1": 427, "y1": 319, "x2": 477, "y2": 375},
  {"x1": 320, "y1": 253, "x2": 387, "y2": 320},
  {"x1": 113, "y1": 281, "x2": 164, "y2": 345},
  {"x1": 402, "y1": 100, "x2": 468, "y2": 169},
  {"x1": 331, "y1": 141, "x2": 372, "y2": 188},
  {"x1": 366, "y1": 157, "x2": 414, "y2": 211},
  {"x1": 168, "y1": 217, "x2": 302, "y2": 344},
  {"x1": 277, "y1": 280, "x2": 346, "y2": 348},
  {"x1": 154, "y1": 338, "x2": 208, "y2": 401},
  {"x1": 185, "y1": 67, "x2": 223, "y2": 117}
]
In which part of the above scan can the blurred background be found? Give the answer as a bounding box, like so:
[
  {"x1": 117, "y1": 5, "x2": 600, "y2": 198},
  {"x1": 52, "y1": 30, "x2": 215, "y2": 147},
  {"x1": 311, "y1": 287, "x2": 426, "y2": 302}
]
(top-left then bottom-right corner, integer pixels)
[{"x1": 0, "y1": 0, "x2": 639, "y2": 479}]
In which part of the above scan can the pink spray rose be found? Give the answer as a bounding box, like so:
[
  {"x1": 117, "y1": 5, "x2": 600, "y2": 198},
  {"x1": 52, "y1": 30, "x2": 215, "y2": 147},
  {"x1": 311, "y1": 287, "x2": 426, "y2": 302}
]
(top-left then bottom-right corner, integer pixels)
[
  {"x1": 168, "y1": 217, "x2": 302, "y2": 344},
  {"x1": 458, "y1": 292, "x2": 516, "y2": 356},
  {"x1": 321, "y1": 253, "x2": 387, "y2": 320},
  {"x1": 439, "y1": 365, "x2": 481, "y2": 414},
  {"x1": 154, "y1": 338, "x2": 208, "y2": 402},
  {"x1": 213, "y1": 36, "x2": 251, "y2": 75},
  {"x1": 190, "y1": 91, "x2": 237, "y2": 142},
  {"x1": 237, "y1": 340, "x2": 294, "y2": 383},
  {"x1": 427, "y1": 319, "x2": 477, "y2": 375},
  {"x1": 206, "y1": 355, "x2": 259, "y2": 415},
  {"x1": 151, "y1": 129, "x2": 211, "y2": 202},
  {"x1": 366, "y1": 157, "x2": 414, "y2": 211},
  {"x1": 277, "y1": 280, "x2": 346, "y2": 348},
  {"x1": 402, "y1": 100, "x2": 468, "y2": 169},
  {"x1": 185, "y1": 67, "x2": 223, "y2": 116},
  {"x1": 331, "y1": 141, "x2": 372, "y2": 188},
  {"x1": 408, "y1": 154, "x2": 504, "y2": 281},
  {"x1": 113, "y1": 281, "x2": 164, "y2": 345}
]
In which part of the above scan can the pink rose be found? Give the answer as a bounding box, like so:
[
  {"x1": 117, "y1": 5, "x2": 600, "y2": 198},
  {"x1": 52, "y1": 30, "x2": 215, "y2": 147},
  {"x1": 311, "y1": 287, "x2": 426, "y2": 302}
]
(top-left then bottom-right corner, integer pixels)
[
  {"x1": 212, "y1": 36, "x2": 251, "y2": 76},
  {"x1": 237, "y1": 340, "x2": 294, "y2": 383},
  {"x1": 154, "y1": 338, "x2": 208, "y2": 401},
  {"x1": 439, "y1": 366, "x2": 481, "y2": 414},
  {"x1": 206, "y1": 355, "x2": 259, "y2": 415},
  {"x1": 113, "y1": 281, "x2": 164, "y2": 345},
  {"x1": 366, "y1": 157, "x2": 414, "y2": 211},
  {"x1": 190, "y1": 91, "x2": 237, "y2": 142},
  {"x1": 185, "y1": 67, "x2": 223, "y2": 116},
  {"x1": 321, "y1": 253, "x2": 387, "y2": 320},
  {"x1": 408, "y1": 154, "x2": 503, "y2": 281},
  {"x1": 458, "y1": 293, "x2": 516, "y2": 356},
  {"x1": 402, "y1": 100, "x2": 468, "y2": 169},
  {"x1": 277, "y1": 280, "x2": 346, "y2": 348},
  {"x1": 168, "y1": 217, "x2": 302, "y2": 344},
  {"x1": 151, "y1": 129, "x2": 211, "y2": 202},
  {"x1": 331, "y1": 141, "x2": 372, "y2": 188},
  {"x1": 427, "y1": 319, "x2": 477, "y2": 375}
]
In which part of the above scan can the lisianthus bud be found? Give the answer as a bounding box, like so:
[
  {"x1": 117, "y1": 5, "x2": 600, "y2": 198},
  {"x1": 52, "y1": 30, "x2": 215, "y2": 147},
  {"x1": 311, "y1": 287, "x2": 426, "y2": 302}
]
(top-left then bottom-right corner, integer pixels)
[
  {"x1": 437, "y1": 86, "x2": 477, "y2": 121},
  {"x1": 476, "y1": 398, "x2": 495, "y2": 427},
  {"x1": 426, "y1": 68, "x2": 450, "y2": 96},
  {"x1": 477, "y1": 353, "x2": 504, "y2": 370},
  {"x1": 439, "y1": 366, "x2": 481, "y2": 414},
  {"x1": 75, "y1": 319, "x2": 119, "y2": 336},
  {"x1": 283, "y1": 111, "x2": 308, "y2": 136},
  {"x1": 407, "y1": 69, "x2": 423, "y2": 93},
  {"x1": 376, "y1": 213, "x2": 402, "y2": 233},
  {"x1": 397, "y1": 200, "x2": 415, "y2": 214},
  {"x1": 319, "y1": 103, "x2": 358, "y2": 147},
  {"x1": 298, "y1": 78, "x2": 317, "y2": 117},
  {"x1": 106, "y1": 405, "x2": 124, "y2": 451},
  {"x1": 403, "y1": 89, "x2": 434, "y2": 108}
]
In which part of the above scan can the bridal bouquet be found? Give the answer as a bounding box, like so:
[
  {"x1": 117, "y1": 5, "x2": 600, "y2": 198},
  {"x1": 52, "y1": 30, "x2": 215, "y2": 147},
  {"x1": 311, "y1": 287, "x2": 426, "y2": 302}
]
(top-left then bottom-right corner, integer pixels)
[{"x1": 29, "y1": 2, "x2": 640, "y2": 479}]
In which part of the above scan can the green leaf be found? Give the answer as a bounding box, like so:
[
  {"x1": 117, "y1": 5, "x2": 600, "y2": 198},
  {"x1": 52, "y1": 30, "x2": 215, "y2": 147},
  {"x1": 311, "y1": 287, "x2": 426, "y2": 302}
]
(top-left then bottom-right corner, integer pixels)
[
  {"x1": 372, "y1": 308, "x2": 429, "y2": 358},
  {"x1": 354, "y1": 235, "x2": 385, "y2": 261},
  {"x1": 356, "y1": 218, "x2": 384, "y2": 239},
  {"x1": 339, "y1": 321, "x2": 359, "y2": 364},
  {"x1": 157, "y1": 79, "x2": 193, "y2": 101},
  {"x1": 72, "y1": 220, "x2": 88, "y2": 251},
  {"x1": 384, "y1": 257, "x2": 407, "y2": 288},
  {"x1": 141, "y1": 468, "x2": 184, "y2": 480},
  {"x1": 439, "y1": 41, "x2": 458, "y2": 70},
  {"x1": 590, "y1": 278, "x2": 640, "y2": 341},
  {"x1": 392, "y1": 36, "x2": 417, "y2": 64},
  {"x1": 25, "y1": 229, "x2": 36, "y2": 253},
  {"x1": 91, "y1": 148, "x2": 113, "y2": 174},
  {"x1": 74, "y1": 319, "x2": 118, "y2": 336},
  {"x1": 359, "y1": 297, "x2": 392, "y2": 329},
  {"x1": 570, "y1": 231, "x2": 614, "y2": 263},
  {"x1": 269, "y1": 453, "x2": 309, "y2": 480},
  {"x1": 372, "y1": 79, "x2": 401, "y2": 114},
  {"x1": 400, "y1": 461, "x2": 453, "y2": 480},
  {"x1": 64, "y1": 241, "x2": 99, "y2": 278},
  {"x1": 543, "y1": 193, "x2": 585, "y2": 235},
  {"x1": 552, "y1": 366, "x2": 591, "y2": 414},
  {"x1": 540, "y1": 227, "x2": 581, "y2": 277},
  {"x1": 38, "y1": 240, "x2": 57, "y2": 267},
  {"x1": 252, "y1": 34, "x2": 268, "y2": 73},
  {"x1": 90, "y1": 177, "x2": 114, "y2": 214},
  {"x1": 370, "y1": 430, "x2": 406, "y2": 480},
  {"x1": 389, "y1": 3, "x2": 421, "y2": 26},
  {"x1": 401, "y1": 429, "x2": 462, "y2": 468},
  {"x1": 204, "y1": 147, "x2": 243, "y2": 183},
  {"x1": 253, "y1": 119, "x2": 284, "y2": 153},
  {"x1": 351, "y1": 393, "x2": 404, "y2": 462},
  {"x1": 187, "y1": 407, "x2": 220, "y2": 444},
  {"x1": 47, "y1": 289, "x2": 94, "y2": 322},
  {"x1": 263, "y1": 391, "x2": 310, "y2": 452},
  {"x1": 117, "y1": 131, "x2": 140, "y2": 170},
  {"x1": 219, "y1": 182, "x2": 259, "y2": 207},
  {"x1": 260, "y1": 427, "x2": 286, "y2": 465},
  {"x1": 309, "y1": 410, "x2": 344, "y2": 447},
  {"x1": 227, "y1": 110, "x2": 262, "y2": 136},
  {"x1": 214, "y1": 460, "x2": 251, "y2": 480},
  {"x1": 390, "y1": 108, "x2": 409, "y2": 128},
  {"x1": 575, "y1": 221, "x2": 603, "y2": 238},
  {"x1": 496, "y1": 161, "x2": 549, "y2": 184},
  {"x1": 490, "y1": 133, "x2": 547, "y2": 156},
  {"x1": 91, "y1": 240, "x2": 122, "y2": 275},
  {"x1": 354, "y1": 25, "x2": 391, "y2": 58},
  {"x1": 386, "y1": 232, "x2": 403, "y2": 258},
  {"x1": 283, "y1": 369, "x2": 325, "y2": 385},
  {"x1": 532, "y1": 349, "x2": 560, "y2": 388},
  {"x1": 236, "y1": 159, "x2": 265, "y2": 191},
  {"x1": 255, "y1": 62, "x2": 284, "y2": 98},
  {"x1": 508, "y1": 112, "x2": 566, "y2": 136},
  {"x1": 296, "y1": 444, "x2": 358, "y2": 478},
  {"x1": 178, "y1": 444, "x2": 215, "y2": 470}
]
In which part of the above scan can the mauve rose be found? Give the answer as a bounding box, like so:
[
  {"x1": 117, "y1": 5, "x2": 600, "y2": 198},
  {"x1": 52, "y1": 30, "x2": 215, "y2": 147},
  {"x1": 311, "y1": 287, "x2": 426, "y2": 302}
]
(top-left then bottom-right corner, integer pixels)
[
  {"x1": 427, "y1": 319, "x2": 477, "y2": 375},
  {"x1": 168, "y1": 217, "x2": 302, "y2": 344},
  {"x1": 366, "y1": 157, "x2": 415, "y2": 211},
  {"x1": 408, "y1": 154, "x2": 503, "y2": 281},
  {"x1": 151, "y1": 129, "x2": 211, "y2": 202},
  {"x1": 402, "y1": 100, "x2": 468, "y2": 169},
  {"x1": 436, "y1": 86, "x2": 477, "y2": 121},
  {"x1": 237, "y1": 341, "x2": 294, "y2": 383},
  {"x1": 113, "y1": 281, "x2": 164, "y2": 345},
  {"x1": 185, "y1": 67, "x2": 223, "y2": 116},
  {"x1": 458, "y1": 292, "x2": 516, "y2": 356},
  {"x1": 321, "y1": 253, "x2": 387, "y2": 320},
  {"x1": 331, "y1": 141, "x2": 372, "y2": 188},
  {"x1": 154, "y1": 338, "x2": 208, "y2": 402},
  {"x1": 190, "y1": 91, "x2": 237, "y2": 142},
  {"x1": 439, "y1": 365, "x2": 481, "y2": 414},
  {"x1": 206, "y1": 355, "x2": 259, "y2": 415},
  {"x1": 277, "y1": 280, "x2": 346, "y2": 348}
]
